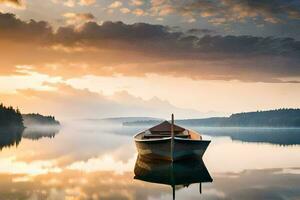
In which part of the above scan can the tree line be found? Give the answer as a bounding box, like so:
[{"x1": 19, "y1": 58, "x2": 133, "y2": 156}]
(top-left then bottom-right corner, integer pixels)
[
  {"x1": 22, "y1": 113, "x2": 60, "y2": 126},
  {"x1": 179, "y1": 109, "x2": 300, "y2": 127},
  {"x1": 123, "y1": 109, "x2": 300, "y2": 127},
  {"x1": 0, "y1": 103, "x2": 60, "y2": 129},
  {"x1": 0, "y1": 103, "x2": 24, "y2": 129}
]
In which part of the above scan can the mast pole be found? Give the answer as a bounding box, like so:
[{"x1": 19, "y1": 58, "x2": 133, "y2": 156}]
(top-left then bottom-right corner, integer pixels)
[
  {"x1": 171, "y1": 113, "x2": 174, "y2": 162},
  {"x1": 199, "y1": 182, "x2": 202, "y2": 194}
]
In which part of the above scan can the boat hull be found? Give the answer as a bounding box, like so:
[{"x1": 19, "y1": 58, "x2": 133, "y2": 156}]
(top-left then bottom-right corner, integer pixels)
[{"x1": 135, "y1": 137, "x2": 210, "y2": 161}]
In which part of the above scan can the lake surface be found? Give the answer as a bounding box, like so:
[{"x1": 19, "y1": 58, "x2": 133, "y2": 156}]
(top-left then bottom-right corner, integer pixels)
[{"x1": 0, "y1": 120, "x2": 300, "y2": 200}]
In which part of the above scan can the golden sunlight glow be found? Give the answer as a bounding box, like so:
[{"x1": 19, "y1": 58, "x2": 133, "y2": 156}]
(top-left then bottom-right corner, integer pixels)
[
  {"x1": 0, "y1": 68, "x2": 61, "y2": 93},
  {"x1": 67, "y1": 154, "x2": 137, "y2": 174},
  {"x1": 0, "y1": 156, "x2": 61, "y2": 175}
]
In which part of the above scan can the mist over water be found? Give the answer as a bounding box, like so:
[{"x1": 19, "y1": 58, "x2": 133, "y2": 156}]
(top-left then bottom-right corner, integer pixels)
[{"x1": 0, "y1": 120, "x2": 300, "y2": 199}]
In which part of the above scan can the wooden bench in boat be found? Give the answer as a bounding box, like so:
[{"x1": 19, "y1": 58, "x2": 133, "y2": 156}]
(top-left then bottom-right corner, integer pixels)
[{"x1": 143, "y1": 134, "x2": 190, "y2": 139}]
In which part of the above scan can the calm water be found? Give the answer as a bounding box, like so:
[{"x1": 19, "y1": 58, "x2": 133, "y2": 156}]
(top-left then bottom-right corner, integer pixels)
[{"x1": 0, "y1": 120, "x2": 300, "y2": 200}]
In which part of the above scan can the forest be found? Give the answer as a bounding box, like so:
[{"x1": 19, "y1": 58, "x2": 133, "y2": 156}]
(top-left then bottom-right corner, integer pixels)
[
  {"x1": 0, "y1": 103, "x2": 60, "y2": 128},
  {"x1": 22, "y1": 113, "x2": 60, "y2": 126},
  {"x1": 124, "y1": 109, "x2": 300, "y2": 127},
  {"x1": 0, "y1": 103, "x2": 24, "y2": 129}
]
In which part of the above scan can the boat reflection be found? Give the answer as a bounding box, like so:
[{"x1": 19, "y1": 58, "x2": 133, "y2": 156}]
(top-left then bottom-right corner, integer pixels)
[{"x1": 134, "y1": 156, "x2": 213, "y2": 199}]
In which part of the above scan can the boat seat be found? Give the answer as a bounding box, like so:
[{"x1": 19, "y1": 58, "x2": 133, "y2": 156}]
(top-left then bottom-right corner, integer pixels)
[{"x1": 143, "y1": 134, "x2": 190, "y2": 139}]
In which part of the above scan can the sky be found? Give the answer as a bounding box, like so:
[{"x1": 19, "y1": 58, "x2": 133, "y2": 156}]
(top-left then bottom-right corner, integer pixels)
[{"x1": 0, "y1": 0, "x2": 300, "y2": 119}]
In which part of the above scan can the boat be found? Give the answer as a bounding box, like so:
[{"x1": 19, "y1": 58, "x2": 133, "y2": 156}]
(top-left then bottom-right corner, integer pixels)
[
  {"x1": 134, "y1": 114, "x2": 210, "y2": 161},
  {"x1": 134, "y1": 156, "x2": 213, "y2": 199}
]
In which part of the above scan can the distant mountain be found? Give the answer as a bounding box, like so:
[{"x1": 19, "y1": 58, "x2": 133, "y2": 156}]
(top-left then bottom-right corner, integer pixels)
[
  {"x1": 123, "y1": 119, "x2": 163, "y2": 126},
  {"x1": 22, "y1": 113, "x2": 60, "y2": 127},
  {"x1": 123, "y1": 109, "x2": 300, "y2": 127},
  {"x1": 86, "y1": 117, "x2": 163, "y2": 124}
]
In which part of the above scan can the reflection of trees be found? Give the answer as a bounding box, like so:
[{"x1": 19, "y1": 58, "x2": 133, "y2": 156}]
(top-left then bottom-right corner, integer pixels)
[
  {"x1": 0, "y1": 128, "x2": 23, "y2": 151},
  {"x1": 22, "y1": 127, "x2": 60, "y2": 140},
  {"x1": 0, "y1": 126, "x2": 60, "y2": 150},
  {"x1": 230, "y1": 131, "x2": 300, "y2": 145}
]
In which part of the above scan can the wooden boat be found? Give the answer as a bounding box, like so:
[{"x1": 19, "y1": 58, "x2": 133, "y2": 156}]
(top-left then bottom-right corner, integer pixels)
[{"x1": 134, "y1": 114, "x2": 210, "y2": 161}]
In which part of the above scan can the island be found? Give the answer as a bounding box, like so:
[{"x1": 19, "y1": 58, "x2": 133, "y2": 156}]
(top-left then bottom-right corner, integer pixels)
[
  {"x1": 21, "y1": 113, "x2": 60, "y2": 140},
  {"x1": 22, "y1": 113, "x2": 60, "y2": 127},
  {"x1": 123, "y1": 109, "x2": 300, "y2": 128},
  {"x1": 0, "y1": 103, "x2": 61, "y2": 150}
]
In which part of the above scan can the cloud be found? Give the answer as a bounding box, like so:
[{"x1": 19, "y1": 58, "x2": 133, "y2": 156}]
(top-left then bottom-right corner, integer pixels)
[
  {"x1": 63, "y1": 0, "x2": 75, "y2": 7},
  {"x1": 52, "y1": 0, "x2": 95, "y2": 7},
  {"x1": 63, "y1": 12, "x2": 95, "y2": 25},
  {"x1": 0, "y1": 12, "x2": 299, "y2": 83},
  {"x1": 0, "y1": 82, "x2": 202, "y2": 119},
  {"x1": 186, "y1": 28, "x2": 217, "y2": 35},
  {"x1": 147, "y1": 0, "x2": 300, "y2": 25},
  {"x1": 0, "y1": 12, "x2": 52, "y2": 41},
  {"x1": 130, "y1": 0, "x2": 143, "y2": 6},
  {"x1": 108, "y1": 1, "x2": 122, "y2": 9},
  {"x1": 0, "y1": 0, "x2": 25, "y2": 8},
  {"x1": 150, "y1": 0, "x2": 175, "y2": 16},
  {"x1": 132, "y1": 8, "x2": 146, "y2": 16},
  {"x1": 78, "y1": 0, "x2": 95, "y2": 6},
  {"x1": 120, "y1": 7, "x2": 130, "y2": 14}
]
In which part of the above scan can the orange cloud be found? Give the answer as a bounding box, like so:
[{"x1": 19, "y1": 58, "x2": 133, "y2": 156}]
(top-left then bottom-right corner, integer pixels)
[
  {"x1": 0, "y1": 0, "x2": 25, "y2": 8},
  {"x1": 108, "y1": 1, "x2": 122, "y2": 9},
  {"x1": 63, "y1": 12, "x2": 95, "y2": 25},
  {"x1": 0, "y1": 12, "x2": 299, "y2": 83},
  {"x1": 78, "y1": 0, "x2": 95, "y2": 6},
  {"x1": 0, "y1": 82, "x2": 202, "y2": 119}
]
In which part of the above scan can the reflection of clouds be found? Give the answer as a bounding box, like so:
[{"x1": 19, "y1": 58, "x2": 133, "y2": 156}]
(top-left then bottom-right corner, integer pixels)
[
  {"x1": 1, "y1": 122, "x2": 300, "y2": 199},
  {"x1": 42, "y1": 178, "x2": 62, "y2": 186},
  {"x1": 202, "y1": 188, "x2": 226, "y2": 198},
  {"x1": 274, "y1": 168, "x2": 300, "y2": 175},
  {"x1": 3, "y1": 124, "x2": 136, "y2": 167},
  {"x1": 153, "y1": 168, "x2": 300, "y2": 200},
  {"x1": 0, "y1": 166, "x2": 299, "y2": 199},
  {"x1": 1, "y1": 148, "x2": 137, "y2": 177},
  {"x1": 67, "y1": 154, "x2": 137, "y2": 174},
  {"x1": 2, "y1": 123, "x2": 300, "y2": 176},
  {"x1": 12, "y1": 176, "x2": 32, "y2": 182},
  {"x1": 0, "y1": 156, "x2": 61, "y2": 175},
  {"x1": 0, "y1": 170, "x2": 168, "y2": 200},
  {"x1": 205, "y1": 138, "x2": 300, "y2": 173},
  {"x1": 207, "y1": 168, "x2": 300, "y2": 200}
]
